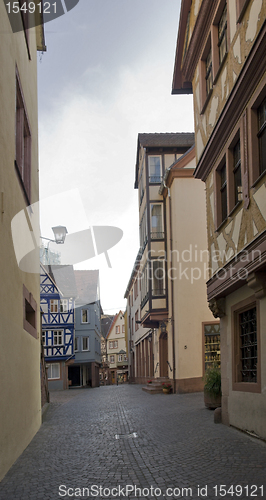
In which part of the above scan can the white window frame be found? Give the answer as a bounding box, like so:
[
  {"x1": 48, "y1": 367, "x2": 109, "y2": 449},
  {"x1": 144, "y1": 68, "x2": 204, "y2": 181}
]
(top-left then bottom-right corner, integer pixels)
[
  {"x1": 116, "y1": 326, "x2": 120, "y2": 334},
  {"x1": 53, "y1": 330, "x2": 63, "y2": 346},
  {"x1": 118, "y1": 354, "x2": 123, "y2": 362},
  {"x1": 60, "y1": 299, "x2": 68, "y2": 313},
  {"x1": 47, "y1": 363, "x2": 60, "y2": 380},
  {"x1": 50, "y1": 299, "x2": 58, "y2": 313},
  {"x1": 150, "y1": 203, "x2": 164, "y2": 239},
  {"x1": 82, "y1": 336, "x2": 89, "y2": 351},
  {"x1": 74, "y1": 337, "x2": 79, "y2": 352},
  {"x1": 81, "y1": 309, "x2": 89, "y2": 324},
  {"x1": 148, "y1": 156, "x2": 162, "y2": 183},
  {"x1": 152, "y1": 260, "x2": 165, "y2": 296},
  {"x1": 110, "y1": 355, "x2": 115, "y2": 364}
]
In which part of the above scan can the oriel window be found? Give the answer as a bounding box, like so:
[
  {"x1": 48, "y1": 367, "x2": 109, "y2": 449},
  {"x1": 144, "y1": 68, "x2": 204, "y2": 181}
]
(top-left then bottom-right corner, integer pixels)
[{"x1": 258, "y1": 97, "x2": 266, "y2": 175}]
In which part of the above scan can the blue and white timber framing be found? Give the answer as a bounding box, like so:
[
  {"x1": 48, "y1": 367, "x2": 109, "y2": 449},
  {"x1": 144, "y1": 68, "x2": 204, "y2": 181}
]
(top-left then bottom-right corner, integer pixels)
[{"x1": 40, "y1": 264, "x2": 75, "y2": 389}]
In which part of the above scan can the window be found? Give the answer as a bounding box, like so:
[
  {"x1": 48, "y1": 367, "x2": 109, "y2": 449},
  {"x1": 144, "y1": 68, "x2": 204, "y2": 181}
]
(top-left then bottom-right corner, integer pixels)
[
  {"x1": 82, "y1": 337, "x2": 89, "y2": 351},
  {"x1": 218, "y1": 3, "x2": 227, "y2": 64},
  {"x1": 23, "y1": 285, "x2": 37, "y2": 338},
  {"x1": 74, "y1": 337, "x2": 79, "y2": 352},
  {"x1": 150, "y1": 203, "x2": 163, "y2": 239},
  {"x1": 53, "y1": 330, "x2": 63, "y2": 346},
  {"x1": 135, "y1": 310, "x2": 139, "y2": 331},
  {"x1": 122, "y1": 325, "x2": 125, "y2": 333},
  {"x1": 219, "y1": 161, "x2": 227, "y2": 224},
  {"x1": 140, "y1": 208, "x2": 148, "y2": 249},
  {"x1": 233, "y1": 299, "x2": 260, "y2": 393},
  {"x1": 118, "y1": 354, "x2": 123, "y2": 362},
  {"x1": 124, "y1": 355, "x2": 127, "y2": 361},
  {"x1": 50, "y1": 300, "x2": 58, "y2": 313},
  {"x1": 110, "y1": 355, "x2": 115, "y2": 364},
  {"x1": 109, "y1": 341, "x2": 118, "y2": 349},
  {"x1": 148, "y1": 156, "x2": 162, "y2": 183},
  {"x1": 205, "y1": 47, "x2": 213, "y2": 97},
  {"x1": 42, "y1": 331, "x2": 46, "y2": 346},
  {"x1": 116, "y1": 326, "x2": 120, "y2": 334},
  {"x1": 258, "y1": 98, "x2": 266, "y2": 176},
  {"x1": 81, "y1": 309, "x2": 89, "y2": 323},
  {"x1": 233, "y1": 140, "x2": 242, "y2": 205},
  {"x1": 152, "y1": 260, "x2": 165, "y2": 296},
  {"x1": 47, "y1": 363, "x2": 60, "y2": 380},
  {"x1": 15, "y1": 72, "x2": 31, "y2": 204},
  {"x1": 60, "y1": 299, "x2": 68, "y2": 313}
]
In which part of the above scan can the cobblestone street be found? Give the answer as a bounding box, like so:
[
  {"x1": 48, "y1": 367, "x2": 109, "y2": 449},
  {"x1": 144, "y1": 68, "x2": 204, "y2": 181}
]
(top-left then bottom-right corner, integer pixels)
[{"x1": 0, "y1": 385, "x2": 266, "y2": 500}]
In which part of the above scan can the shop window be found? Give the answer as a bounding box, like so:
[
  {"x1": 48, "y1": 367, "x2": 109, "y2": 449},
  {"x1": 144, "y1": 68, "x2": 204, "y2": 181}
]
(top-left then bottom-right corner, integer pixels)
[{"x1": 203, "y1": 323, "x2": 220, "y2": 372}]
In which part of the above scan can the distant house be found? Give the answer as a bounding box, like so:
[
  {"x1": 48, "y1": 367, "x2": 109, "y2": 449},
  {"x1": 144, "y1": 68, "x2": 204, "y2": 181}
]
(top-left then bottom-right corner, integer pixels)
[
  {"x1": 40, "y1": 265, "x2": 76, "y2": 390},
  {"x1": 69, "y1": 271, "x2": 102, "y2": 388},
  {"x1": 106, "y1": 311, "x2": 128, "y2": 384},
  {"x1": 100, "y1": 314, "x2": 115, "y2": 385}
]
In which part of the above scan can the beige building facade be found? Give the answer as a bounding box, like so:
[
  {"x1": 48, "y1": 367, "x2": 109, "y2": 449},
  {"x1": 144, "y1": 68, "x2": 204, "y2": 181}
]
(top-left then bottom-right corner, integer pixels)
[
  {"x1": 173, "y1": 0, "x2": 266, "y2": 436},
  {"x1": 125, "y1": 134, "x2": 217, "y2": 391},
  {"x1": 0, "y1": 4, "x2": 45, "y2": 480},
  {"x1": 106, "y1": 311, "x2": 128, "y2": 384}
]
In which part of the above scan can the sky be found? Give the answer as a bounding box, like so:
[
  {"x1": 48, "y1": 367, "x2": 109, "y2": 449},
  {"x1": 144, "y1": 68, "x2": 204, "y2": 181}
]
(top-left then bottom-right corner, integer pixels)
[{"x1": 37, "y1": 0, "x2": 194, "y2": 315}]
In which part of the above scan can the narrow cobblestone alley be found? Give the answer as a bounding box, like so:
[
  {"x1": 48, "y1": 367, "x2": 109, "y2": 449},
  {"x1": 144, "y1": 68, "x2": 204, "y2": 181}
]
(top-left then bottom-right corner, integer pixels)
[{"x1": 0, "y1": 385, "x2": 266, "y2": 500}]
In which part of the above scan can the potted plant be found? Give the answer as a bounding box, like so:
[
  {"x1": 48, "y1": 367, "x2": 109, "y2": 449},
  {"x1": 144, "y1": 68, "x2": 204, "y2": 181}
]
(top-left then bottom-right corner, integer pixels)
[
  {"x1": 147, "y1": 380, "x2": 152, "y2": 384},
  {"x1": 204, "y1": 364, "x2": 221, "y2": 409},
  {"x1": 162, "y1": 382, "x2": 172, "y2": 394}
]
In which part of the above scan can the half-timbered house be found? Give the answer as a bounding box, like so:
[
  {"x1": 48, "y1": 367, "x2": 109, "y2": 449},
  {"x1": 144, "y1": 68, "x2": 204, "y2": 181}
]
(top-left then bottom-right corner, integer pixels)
[{"x1": 40, "y1": 264, "x2": 76, "y2": 390}]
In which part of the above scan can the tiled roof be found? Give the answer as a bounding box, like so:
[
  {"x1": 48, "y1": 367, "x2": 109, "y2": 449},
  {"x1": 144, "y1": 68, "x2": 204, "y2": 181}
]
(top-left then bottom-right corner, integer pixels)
[
  {"x1": 101, "y1": 315, "x2": 115, "y2": 338},
  {"x1": 74, "y1": 270, "x2": 99, "y2": 305},
  {"x1": 138, "y1": 132, "x2": 194, "y2": 148},
  {"x1": 44, "y1": 265, "x2": 77, "y2": 297}
]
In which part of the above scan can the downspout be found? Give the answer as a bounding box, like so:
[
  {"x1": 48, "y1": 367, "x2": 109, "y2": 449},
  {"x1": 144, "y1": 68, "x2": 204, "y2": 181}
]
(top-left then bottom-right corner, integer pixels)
[{"x1": 164, "y1": 181, "x2": 176, "y2": 394}]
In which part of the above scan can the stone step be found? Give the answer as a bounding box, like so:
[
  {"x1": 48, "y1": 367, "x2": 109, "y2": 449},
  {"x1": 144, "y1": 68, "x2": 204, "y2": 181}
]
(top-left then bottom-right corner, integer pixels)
[{"x1": 142, "y1": 386, "x2": 164, "y2": 395}]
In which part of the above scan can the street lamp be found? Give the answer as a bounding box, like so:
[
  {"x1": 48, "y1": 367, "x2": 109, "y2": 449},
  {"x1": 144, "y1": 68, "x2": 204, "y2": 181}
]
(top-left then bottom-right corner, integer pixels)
[
  {"x1": 41, "y1": 226, "x2": 68, "y2": 245},
  {"x1": 52, "y1": 226, "x2": 68, "y2": 244}
]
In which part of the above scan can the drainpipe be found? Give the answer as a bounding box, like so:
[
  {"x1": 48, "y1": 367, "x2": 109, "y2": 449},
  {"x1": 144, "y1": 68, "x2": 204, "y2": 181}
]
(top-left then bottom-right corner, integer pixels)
[{"x1": 164, "y1": 181, "x2": 176, "y2": 394}]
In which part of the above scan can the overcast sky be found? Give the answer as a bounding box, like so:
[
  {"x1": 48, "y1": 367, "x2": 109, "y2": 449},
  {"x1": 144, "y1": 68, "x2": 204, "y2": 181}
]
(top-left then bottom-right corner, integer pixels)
[{"x1": 37, "y1": 0, "x2": 194, "y2": 314}]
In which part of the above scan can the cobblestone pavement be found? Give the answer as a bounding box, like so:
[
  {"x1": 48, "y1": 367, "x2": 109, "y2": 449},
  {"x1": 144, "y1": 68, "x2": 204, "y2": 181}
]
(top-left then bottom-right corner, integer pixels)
[{"x1": 0, "y1": 385, "x2": 266, "y2": 500}]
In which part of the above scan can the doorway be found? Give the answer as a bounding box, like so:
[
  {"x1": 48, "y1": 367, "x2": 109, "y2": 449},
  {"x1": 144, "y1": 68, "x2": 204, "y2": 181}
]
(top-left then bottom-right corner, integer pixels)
[
  {"x1": 68, "y1": 365, "x2": 81, "y2": 386},
  {"x1": 159, "y1": 332, "x2": 168, "y2": 377}
]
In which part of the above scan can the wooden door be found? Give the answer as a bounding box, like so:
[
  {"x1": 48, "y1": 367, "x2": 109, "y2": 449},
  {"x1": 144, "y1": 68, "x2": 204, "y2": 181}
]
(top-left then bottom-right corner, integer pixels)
[{"x1": 159, "y1": 332, "x2": 168, "y2": 377}]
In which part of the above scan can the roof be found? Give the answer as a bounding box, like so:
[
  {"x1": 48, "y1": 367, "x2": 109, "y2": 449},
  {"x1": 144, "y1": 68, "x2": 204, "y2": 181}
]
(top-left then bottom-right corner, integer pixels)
[
  {"x1": 106, "y1": 310, "x2": 125, "y2": 339},
  {"x1": 138, "y1": 132, "x2": 195, "y2": 148},
  {"x1": 74, "y1": 270, "x2": 99, "y2": 305},
  {"x1": 135, "y1": 132, "x2": 195, "y2": 188},
  {"x1": 43, "y1": 265, "x2": 78, "y2": 298},
  {"x1": 101, "y1": 315, "x2": 115, "y2": 339}
]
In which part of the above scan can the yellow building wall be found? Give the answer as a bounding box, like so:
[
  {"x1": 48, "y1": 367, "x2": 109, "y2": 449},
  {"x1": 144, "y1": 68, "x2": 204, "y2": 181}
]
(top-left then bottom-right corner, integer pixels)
[
  {"x1": 166, "y1": 175, "x2": 215, "y2": 382},
  {"x1": 0, "y1": 3, "x2": 41, "y2": 481}
]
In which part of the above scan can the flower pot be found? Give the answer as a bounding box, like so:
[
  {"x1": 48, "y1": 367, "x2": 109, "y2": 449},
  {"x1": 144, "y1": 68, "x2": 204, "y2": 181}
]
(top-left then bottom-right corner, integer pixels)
[
  {"x1": 163, "y1": 387, "x2": 171, "y2": 394},
  {"x1": 204, "y1": 388, "x2": 221, "y2": 409}
]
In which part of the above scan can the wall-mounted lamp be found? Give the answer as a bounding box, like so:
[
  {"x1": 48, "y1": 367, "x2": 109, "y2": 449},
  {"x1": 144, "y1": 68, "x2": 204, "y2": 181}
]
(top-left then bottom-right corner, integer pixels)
[
  {"x1": 160, "y1": 321, "x2": 167, "y2": 334},
  {"x1": 147, "y1": 331, "x2": 153, "y2": 343},
  {"x1": 41, "y1": 225, "x2": 68, "y2": 245}
]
